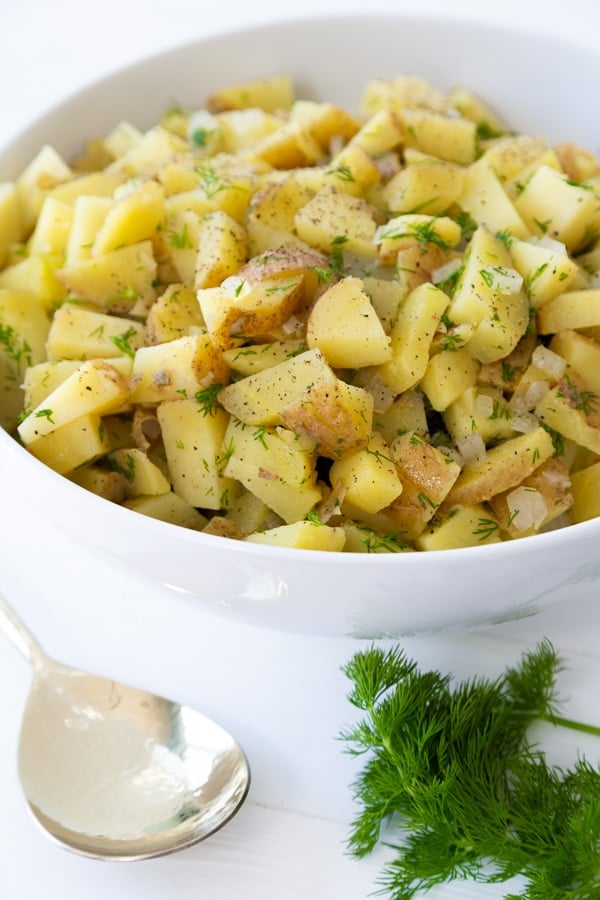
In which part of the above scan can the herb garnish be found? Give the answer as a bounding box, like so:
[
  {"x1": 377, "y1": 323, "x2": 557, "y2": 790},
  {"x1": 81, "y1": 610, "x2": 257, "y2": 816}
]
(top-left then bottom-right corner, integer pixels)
[{"x1": 340, "y1": 641, "x2": 600, "y2": 899}]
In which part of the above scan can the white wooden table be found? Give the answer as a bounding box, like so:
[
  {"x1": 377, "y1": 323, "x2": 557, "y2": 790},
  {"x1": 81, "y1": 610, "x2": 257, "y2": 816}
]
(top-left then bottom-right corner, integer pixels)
[{"x1": 1, "y1": 2, "x2": 599, "y2": 897}]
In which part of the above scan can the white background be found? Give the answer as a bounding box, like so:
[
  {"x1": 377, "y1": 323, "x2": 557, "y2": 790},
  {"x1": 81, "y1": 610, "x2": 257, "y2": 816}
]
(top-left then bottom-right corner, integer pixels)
[{"x1": 1, "y1": 1, "x2": 600, "y2": 898}]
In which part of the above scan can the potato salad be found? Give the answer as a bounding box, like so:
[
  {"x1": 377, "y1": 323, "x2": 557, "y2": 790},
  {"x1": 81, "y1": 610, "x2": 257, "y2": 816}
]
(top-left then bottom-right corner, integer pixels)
[{"x1": 2, "y1": 73, "x2": 600, "y2": 552}]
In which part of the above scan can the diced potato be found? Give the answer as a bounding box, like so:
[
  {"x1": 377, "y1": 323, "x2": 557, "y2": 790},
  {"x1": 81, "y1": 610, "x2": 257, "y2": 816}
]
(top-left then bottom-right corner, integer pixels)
[
  {"x1": 65, "y1": 195, "x2": 113, "y2": 263},
  {"x1": 510, "y1": 238, "x2": 578, "y2": 307},
  {"x1": 223, "y1": 339, "x2": 307, "y2": 376},
  {"x1": 420, "y1": 347, "x2": 480, "y2": 412},
  {"x1": 218, "y1": 347, "x2": 335, "y2": 426},
  {"x1": 444, "y1": 427, "x2": 554, "y2": 506},
  {"x1": 416, "y1": 504, "x2": 502, "y2": 550},
  {"x1": 223, "y1": 420, "x2": 321, "y2": 523},
  {"x1": 226, "y1": 489, "x2": 283, "y2": 534},
  {"x1": 514, "y1": 164, "x2": 600, "y2": 253},
  {"x1": 26, "y1": 413, "x2": 111, "y2": 474},
  {"x1": 570, "y1": 460, "x2": 600, "y2": 523},
  {"x1": 457, "y1": 159, "x2": 528, "y2": 238},
  {"x1": 246, "y1": 176, "x2": 316, "y2": 255},
  {"x1": 341, "y1": 520, "x2": 413, "y2": 553},
  {"x1": 106, "y1": 447, "x2": 171, "y2": 496},
  {"x1": 399, "y1": 107, "x2": 477, "y2": 164},
  {"x1": 16, "y1": 145, "x2": 73, "y2": 232},
  {"x1": 549, "y1": 330, "x2": 600, "y2": 394},
  {"x1": 0, "y1": 288, "x2": 51, "y2": 430},
  {"x1": 245, "y1": 520, "x2": 346, "y2": 550},
  {"x1": 207, "y1": 74, "x2": 294, "y2": 113},
  {"x1": 0, "y1": 183, "x2": 24, "y2": 267},
  {"x1": 535, "y1": 373, "x2": 600, "y2": 455},
  {"x1": 374, "y1": 214, "x2": 461, "y2": 263},
  {"x1": 290, "y1": 100, "x2": 361, "y2": 148},
  {"x1": 18, "y1": 359, "x2": 129, "y2": 444},
  {"x1": 194, "y1": 211, "x2": 248, "y2": 289},
  {"x1": 386, "y1": 432, "x2": 461, "y2": 538},
  {"x1": 349, "y1": 109, "x2": 404, "y2": 156},
  {"x1": 330, "y1": 432, "x2": 402, "y2": 513},
  {"x1": 373, "y1": 389, "x2": 429, "y2": 444},
  {"x1": 48, "y1": 171, "x2": 126, "y2": 205},
  {"x1": 322, "y1": 144, "x2": 381, "y2": 196},
  {"x1": 294, "y1": 185, "x2": 379, "y2": 258},
  {"x1": 108, "y1": 125, "x2": 189, "y2": 179},
  {"x1": 379, "y1": 282, "x2": 449, "y2": 393},
  {"x1": 382, "y1": 159, "x2": 464, "y2": 216},
  {"x1": 444, "y1": 385, "x2": 514, "y2": 446},
  {"x1": 145, "y1": 283, "x2": 206, "y2": 345},
  {"x1": 157, "y1": 400, "x2": 235, "y2": 509},
  {"x1": 57, "y1": 240, "x2": 157, "y2": 313},
  {"x1": 91, "y1": 180, "x2": 165, "y2": 254},
  {"x1": 27, "y1": 197, "x2": 73, "y2": 255},
  {"x1": 537, "y1": 289, "x2": 600, "y2": 335},
  {"x1": 69, "y1": 465, "x2": 129, "y2": 503},
  {"x1": 306, "y1": 276, "x2": 391, "y2": 367},
  {"x1": 130, "y1": 334, "x2": 228, "y2": 405},
  {"x1": 46, "y1": 304, "x2": 144, "y2": 360},
  {"x1": 124, "y1": 492, "x2": 209, "y2": 530},
  {"x1": 251, "y1": 122, "x2": 324, "y2": 169},
  {"x1": 23, "y1": 356, "x2": 132, "y2": 413},
  {"x1": 215, "y1": 108, "x2": 280, "y2": 153},
  {"x1": 360, "y1": 75, "x2": 447, "y2": 117},
  {"x1": 448, "y1": 226, "x2": 529, "y2": 363},
  {"x1": 279, "y1": 378, "x2": 374, "y2": 459},
  {"x1": 0, "y1": 253, "x2": 67, "y2": 310}
]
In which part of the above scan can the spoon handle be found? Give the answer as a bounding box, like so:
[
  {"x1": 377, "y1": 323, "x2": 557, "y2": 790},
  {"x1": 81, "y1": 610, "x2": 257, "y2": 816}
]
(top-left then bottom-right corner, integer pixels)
[{"x1": 0, "y1": 593, "x2": 46, "y2": 668}]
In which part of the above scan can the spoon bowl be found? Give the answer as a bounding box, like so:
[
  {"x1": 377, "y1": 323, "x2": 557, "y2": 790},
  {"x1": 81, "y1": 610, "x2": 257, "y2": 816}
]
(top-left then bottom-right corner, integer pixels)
[{"x1": 0, "y1": 594, "x2": 250, "y2": 860}]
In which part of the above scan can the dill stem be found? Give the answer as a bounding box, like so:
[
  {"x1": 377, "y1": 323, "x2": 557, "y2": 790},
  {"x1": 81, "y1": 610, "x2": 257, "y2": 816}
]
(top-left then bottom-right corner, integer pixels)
[{"x1": 542, "y1": 713, "x2": 600, "y2": 738}]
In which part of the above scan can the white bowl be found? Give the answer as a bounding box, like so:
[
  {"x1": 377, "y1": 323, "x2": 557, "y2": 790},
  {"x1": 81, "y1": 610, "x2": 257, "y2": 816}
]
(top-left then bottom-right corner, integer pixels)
[{"x1": 2, "y1": 14, "x2": 600, "y2": 638}]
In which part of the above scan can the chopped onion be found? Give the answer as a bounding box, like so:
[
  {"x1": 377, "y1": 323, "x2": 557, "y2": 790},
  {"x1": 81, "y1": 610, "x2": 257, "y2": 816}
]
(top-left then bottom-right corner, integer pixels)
[
  {"x1": 506, "y1": 487, "x2": 548, "y2": 532},
  {"x1": 456, "y1": 432, "x2": 486, "y2": 464},
  {"x1": 528, "y1": 235, "x2": 568, "y2": 255},
  {"x1": 510, "y1": 379, "x2": 550, "y2": 413},
  {"x1": 531, "y1": 345, "x2": 567, "y2": 380},
  {"x1": 282, "y1": 314, "x2": 303, "y2": 334},
  {"x1": 511, "y1": 411, "x2": 539, "y2": 433},
  {"x1": 363, "y1": 374, "x2": 396, "y2": 413}
]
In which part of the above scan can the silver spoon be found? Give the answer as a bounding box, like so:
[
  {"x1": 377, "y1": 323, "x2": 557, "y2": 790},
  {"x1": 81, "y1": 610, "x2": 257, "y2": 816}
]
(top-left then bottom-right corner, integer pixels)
[{"x1": 0, "y1": 593, "x2": 250, "y2": 860}]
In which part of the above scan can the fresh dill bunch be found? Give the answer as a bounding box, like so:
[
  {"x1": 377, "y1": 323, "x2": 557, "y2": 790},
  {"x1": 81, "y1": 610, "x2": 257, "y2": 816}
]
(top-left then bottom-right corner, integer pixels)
[{"x1": 339, "y1": 641, "x2": 600, "y2": 899}]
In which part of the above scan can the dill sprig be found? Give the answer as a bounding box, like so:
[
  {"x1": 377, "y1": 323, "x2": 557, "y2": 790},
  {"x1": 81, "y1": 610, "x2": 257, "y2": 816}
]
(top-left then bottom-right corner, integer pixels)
[{"x1": 340, "y1": 641, "x2": 600, "y2": 899}]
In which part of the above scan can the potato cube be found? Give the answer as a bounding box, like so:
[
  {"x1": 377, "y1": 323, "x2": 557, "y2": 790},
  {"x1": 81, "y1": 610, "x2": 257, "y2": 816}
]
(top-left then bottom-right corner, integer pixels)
[
  {"x1": 46, "y1": 305, "x2": 144, "y2": 360},
  {"x1": 374, "y1": 214, "x2": 461, "y2": 263},
  {"x1": 510, "y1": 238, "x2": 578, "y2": 307},
  {"x1": 0, "y1": 183, "x2": 24, "y2": 267},
  {"x1": 0, "y1": 253, "x2": 67, "y2": 311},
  {"x1": 279, "y1": 378, "x2": 373, "y2": 458},
  {"x1": 130, "y1": 334, "x2": 228, "y2": 405},
  {"x1": 223, "y1": 339, "x2": 307, "y2": 376},
  {"x1": 387, "y1": 432, "x2": 461, "y2": 538},
  {"x1": 514, "y1": 164, "x2": 599, "y2": 252},
  {"x1": 18, "y1": 359, "x2": 129, "y2": 444},
  {"x1": 330, "y1": 432, "x2": 402, "y2": 513},
  {"x1": 306, "y1": 276, "x2": 391, "y2": 367},
  {"x1": 27, "y1": 197, "x2": 73, "y2": 255},
  {"x1": 57, "y1": 239, "x2": 157, "y2": 312},
  {"x1": 157, "y1": 400, "x2": 235, "y2": 509},
  {"x1": 535, "y1": 374, "x2": 600, "y2": 455},
  {"x1": 207, "y1": 74, "x2": 294, "y2": 113},
  {"x1": 444, "y1": 385, "x2": 514, "y2": 446},
  {"x1": 445, "y1": 426, "x2": 554, "y2": 506},
  {"x1": 124, "y1": 492, "x2": 209, "y2": 530},
  {"x1": 416, "y1": 504, "x2": 502, "y2": 550},
  {"x1": 245, "y1": 520, "x2": 346, "y2": 550},
  {"x1": 218, "y1": 347, "x2": 335, "y2": 426},
  {"x1": 26, "y1": 413, "x2": 111, "y2": 474},
  {"x1": 420, "y1": 347, "x2": 480, "y2": 412},
  {"x1": 537, "y1": 289, "x2": 600, "y2": 335},
  {"x1": 107, "y1": 447, "x2": 171, "y2": 496},
  {"x1": 194, "y1": 211, "x2": 248, "y2": 289},
  {"x1": 16, "y1": 144, "x2": 73, "y2": 232},
  {"x1": 91, "y1": 180, "x2": 165, "y2": 254},
  {"x1": 223, "y1": 420, "x2": 321, "y2": 523},
  {"x1": 145, "y1": 283, "x2": 206, "y2": 345},
  {"x1": 0, "y1": 288, "x2": 51, "y2": 430},
  {"x1": 251, "y1": 122, "x2": 324, "y2": 169},
  {"x1": 382, "y1": 160, "x2": 464, "y2": 216},
  {"x1": 570, "y1": 460, "x2": 600, "y2": 523},
  {"x1": 457, "y1": 159, "x2": 528, "y2": 238},
  {"x1": 399, "y1": 107, "x2": 477, "y2": 164},
  {"x1": 379, "y1": 282, "x2": 449, "y2": 393},
  {"x1": 294, "y1": 185, "x2": 379, "y2": 258},
  {"x1": 549, "y1": 330, "x2": 600, "y2": 394},
  {"x1": 290, "y1": 100, "x2": 361, "y2": 148},
  {"x1": 373, "y1": 389, "x2": 428, "y2": 445},
  {"x1": 65, "y1": 195, "x2": 113, "y2": 263}
]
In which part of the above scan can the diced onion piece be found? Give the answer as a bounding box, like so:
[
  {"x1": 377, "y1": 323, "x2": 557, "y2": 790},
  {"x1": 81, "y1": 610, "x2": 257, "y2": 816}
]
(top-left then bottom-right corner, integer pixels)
[
  {"x1": 506, "y1": 487, "x2": 548, "y2": 532},
  {"x1": 510, "y1": 379, "x2": 550, "y2": 413},
  {"x1": 531, "y1": 345, "x2": 567, "y2": 380},
  {"x1": 511, "y1": 411, "x2": 539, "y2": 433},
  {"x1": 528, "y1": 235, "x2": 568, "y2": 255},
  {"x1": 363, "y1": 373, "x2": 396, "y2": 413},
  {"x1": 282, "y1": 314, "x2": 303, "y2": 334},
  {"x1": 456, "y1": 432, "x2": 486, "y2": 464}
]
